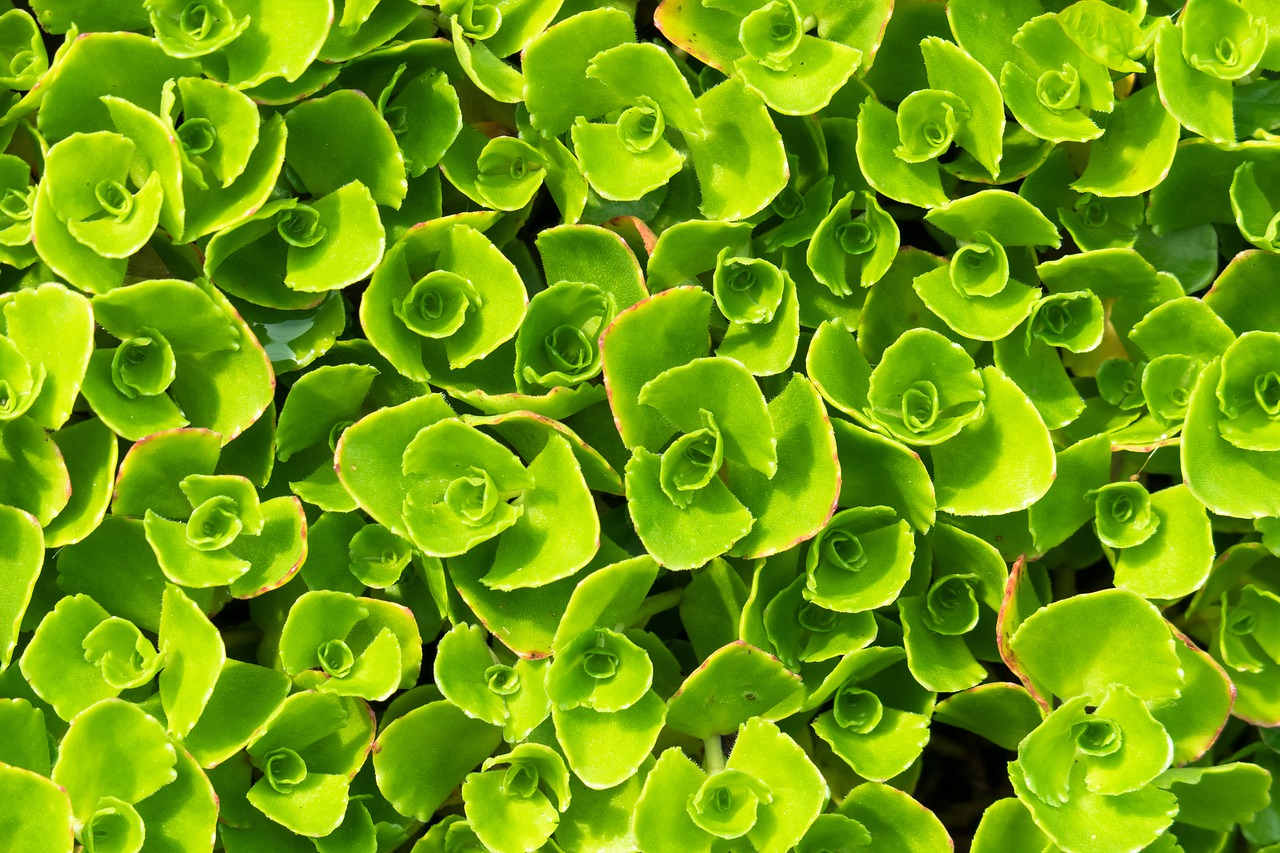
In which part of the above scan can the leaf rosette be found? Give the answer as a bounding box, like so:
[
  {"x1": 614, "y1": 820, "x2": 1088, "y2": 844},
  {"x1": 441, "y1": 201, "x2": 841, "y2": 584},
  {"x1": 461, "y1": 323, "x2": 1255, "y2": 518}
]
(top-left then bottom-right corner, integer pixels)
[
  {"x1": 461, "y1": 743, "x2": 572, "y2": 853},
  {"x1": 514, "y1": 280, "x2": 616, "y2": 394},
  {"x1": 912, "y1": 230, "x2": 1040, "y2": 341},
  {"x1": 0, "y1": 9, "x2": 48, "y2": 90},
  {"x1": 806, "y1": 652, "x2": 934, "y2": 783},
  {"x1": 81, "y1": 278, "x2": 273, "y2": 443},
  {"x1": 865, "y1": 328, "x2": 986, "y2": 446},
  {"x1": 361, "y1": 218, "x2": 528, "y2": 385},
  {"x1": 143, "y1": 472, "x2": 306, "y2": 594},
  {"x1": 623, "y1": 356, "x2": 778, "y2": 570},
  {"x1": 0, "y1": 154, "x2": 37, "y2": 269},
  {"x1": 433, "y1": 622, "x2": 551, "y2": 742},
  {"x1": 806, "y1": 191, "x2": 899, "y2": 297},
  {"x1": 654, "y1": 0, "x2": 885, "y2": 115},
  {"x1": 278, "y1": 590, "x2": 422, "y2": 701},
  {"x1": 898, "y1": 523, "x2": 1008, "y2": 692},
  {"x1": 33, "y1": 131, "x2": 163, "y2": 293},
  {"x1": 1212, "y1": 584, "x2": 1280, "y2": 724},
  {"x1": 205, "y1": 180, "x2": 385, "y2": 302},
  {"x1": 146, "y1": 0, "x2": 250, "y2": 59},
  {"x1": 1010, "y1": 687, "x2": 1177, "y2": 852},
  {"x1": 338, "y1": 401, "x2": 600, "y2": 589},
  {"x1": 1000, "y1": 13, "x2": 1115, "y2": 144},
  {"x1": 633, "y1": 718, "x2": 826, "y2": 852},
  {"x1": 802, "y1": 506, "x2": 915, "y2": 614},
  {"x1": 244, "y1": 691, "x2": 376, "y2": 837},
  {"x1": 1184, "y1": 332, "x2": 1280, "y2": 517},
  {"x1": 50, "y1": 699, "x2": 216, "y2": 853}
]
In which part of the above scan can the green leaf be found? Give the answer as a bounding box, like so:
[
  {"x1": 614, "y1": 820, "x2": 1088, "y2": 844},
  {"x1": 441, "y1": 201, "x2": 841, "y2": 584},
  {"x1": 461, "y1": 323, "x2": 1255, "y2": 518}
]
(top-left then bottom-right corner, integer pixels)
[
  {"x1": 0, "y1": 283, "x2": 93, "y2": 431},
  {"x1": 1027, "y1": 434, "x2": 1112, "y2": 554},
  {"x1": 1073, "y1": 86, "x2": 1180, "y2": 198},
  {"x1": 20, "y1": 594, "x2": 122, "y2": 721},
  {"x1": 632, "y1": 748, "x2": 716, "y2": 853},
  {"x1": 685, "y1": 78, "x2": 788, "y2": 220},
  {"x1": 552, "y1": 690, "x2": 667, "y2": 790},
  {"x1": 159, "y1": 584, "x2": 225, "y2": 738},
  {"x1": 481, "y1": 434, "x2": 599, "y2": 589},
  {"x1": 831, "y1": 419, "x2": 936, "y2": 532},
  {"x1": 0, "y1": 505, "x2": 41, "y2": 671},
  {"x1": 933, "y1": 366, "x2": 1056, "y2": 515},
  {"x1": 667, "y1": 642, "x2": 803, "y2": 738},
  {"x1": 1157, "y1": 762, "x2": 1273, "y2": 831},
  {"x1": 927, "y1": 189, "x2": 1061, "y2": 248},
  {"x1": 1151, "y1": 632, "x2": 1235, "y2": 765},
  {"x1": 247, "y1": 770, "x2": 350, "y2": 838},
  {"x1": 211, "y1": 0, "x2": 332, "y2": 89},
  {"x1": 934, "y1": 683, "x2": 1045, "y2": 751},
  {"x1": 857, "y1": 98, "x2": 949, "y2": 208},
  {"x1": 1009, "y1": 758, "x2": 1177, "y2": 853},
  {"x1": 336, "y1": 394, "x2": 456, "y2": 536},
  {"x1": 37, "y1": 32, "x2": 199, "y2": 142},
  {"x1": 536, "y1": 224, "x2": 648, "y2": 309},
  {"x1": 813, "y1": 699, "x2": 931, "y2": 783},
  {"x1": 727, "y1": 374, "x2": 841, "y2": 559},
  {"x1": 286, "y1": 89, "x2": 408, "y2": 209},
  {"x1": 522, "y1": 8, "x2": 634, "y2": 136},
  {"x1": 182, "y1": 659, "x2": 291, "y2": 767},
  {"x1": 601, "y1": 286, "x2": 711, "y2": 450},
  {"x1": 724, "y1": 717, "x2": 828, "y2": 852},
  {"x1": 1184, "y1": 358, "x2": 1280, "y2": 518},
  {"x1": 463, "y1": 745, "x2": 568, "y2": 852},
  {"x1": 1154, "y1": 19, "x2": 1235, "y2": 144},
  {"x1": 1113, "y1": 485, "x2": 1214, "y2": 600},
  {"x1": 922, "y1": 36, "x2": 1005, "y2": 177},
  {"x1": 840, "y1": 782, "x2": 951, "y2": 852},
  {"x1": 626, "y1": 446, "x2": 753, "y2": 571},
  {"x1": 736, "y1": 32, "x2": 861, "y2": 116},
  {"x1": 645, "y1": 220, "x2": 752, "y2": 292},
  {"x1": 0, "y1": 763, "x2": 74, "y2": 853},
  {"x1": 1009, "y1": 588, "x2": 1183, "y2": 704},
  {"x1": 53, "y1": 698, "x2": 177, "y2": 821}
]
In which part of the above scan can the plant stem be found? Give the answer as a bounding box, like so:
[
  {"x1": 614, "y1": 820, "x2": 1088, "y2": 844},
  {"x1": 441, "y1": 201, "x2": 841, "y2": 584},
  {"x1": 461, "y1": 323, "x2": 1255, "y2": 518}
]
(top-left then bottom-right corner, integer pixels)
[
  {"x1": 703, "y1": 735, "x2": 725, "y2": 774},
  {"x1": 628, "y1": 588, "x2": 684, "y2": 629}
]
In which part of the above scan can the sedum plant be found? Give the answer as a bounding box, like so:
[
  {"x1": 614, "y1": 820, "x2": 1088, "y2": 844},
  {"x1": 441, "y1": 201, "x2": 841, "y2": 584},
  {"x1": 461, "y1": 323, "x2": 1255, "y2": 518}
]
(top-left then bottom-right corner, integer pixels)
[{"x1": 2, "y1": 1, "x2": 1280, "y2": 852}]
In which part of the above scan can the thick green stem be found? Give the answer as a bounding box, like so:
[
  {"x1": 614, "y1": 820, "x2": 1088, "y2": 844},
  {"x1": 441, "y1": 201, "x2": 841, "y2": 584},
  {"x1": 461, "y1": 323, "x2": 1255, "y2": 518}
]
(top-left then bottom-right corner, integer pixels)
[
  {"x1": 628, "y1": 588, "x2": 684, "y2": 629},
  {"x1": 703, "y1": 735, "x2": 726, "y2": 774}
]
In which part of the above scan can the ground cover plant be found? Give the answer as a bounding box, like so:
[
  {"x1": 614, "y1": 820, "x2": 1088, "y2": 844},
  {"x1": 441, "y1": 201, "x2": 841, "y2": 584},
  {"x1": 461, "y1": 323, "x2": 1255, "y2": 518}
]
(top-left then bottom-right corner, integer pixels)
[{"x1": 2, "y1": 0, "x2": 1280, "y2": 850}]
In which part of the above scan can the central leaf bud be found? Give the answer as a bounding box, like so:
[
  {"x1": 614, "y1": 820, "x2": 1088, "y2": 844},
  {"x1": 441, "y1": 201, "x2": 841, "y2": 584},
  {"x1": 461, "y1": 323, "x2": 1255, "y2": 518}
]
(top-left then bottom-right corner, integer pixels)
[
  {"x1": 264, "y1": 747, "x2": 308, "y2": 794},
  {"x1": 833, "y1": 685, "x2": 883, "y2": 733},
  {"x1": 1035, "y1": 64, "x2": 1081, "y2": 112},
  {"x1": 659, "y1": 411, "x2": 724, "y2": 508},
  {"x1": 111, "y1": 329, "x2": 177, "y2": 399},
  {"x1": 688, "y1": 770, "x2": 773, "y2": 839},
  {"x1": 276, "y1": 204, "x2": 327, "y2": 248},
  {"x1": 186, "y1": 495, "x2": 243, "y2": 551},
  {"x1": 94, "y1": 179, "x2": 133, "y2": 220},
  {"x1": 396, "y1": 270, "x2": 480, "y2": 339},
  {"x1": 739, "y1": 0, "x2": 803, "y2": 71},
  {"x1": 618, "y1": 97, "x2": 665, "y2": 154},
  {"x1": 444, "y1": 467, "x2": 501, "y2": 527},
  {"x1": 485, "y1": 664, "x2": 520, "y2": 696},
  {"x1": 83, "y1": 797, "x2": 146, "y2": 853},
  {"x1": 317, "y1": 639, "x2": 355, "y2": 678},
  {"x1": 1072, "y1": 717, "x2": 1123, "y2": 756},
  {"x1": 923, "y1": 574, "x2": 981, "y2": 635},
  {"x1": 177, "y1": 117, "x2": 217, "y2": 158}
]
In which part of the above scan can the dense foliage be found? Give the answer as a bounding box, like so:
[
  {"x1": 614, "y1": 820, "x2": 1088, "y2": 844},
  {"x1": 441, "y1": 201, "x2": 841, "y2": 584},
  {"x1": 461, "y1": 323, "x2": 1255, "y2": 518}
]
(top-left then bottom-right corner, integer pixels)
[{"x1": 1, "y1": 0, "x2": 1279, "y2": 850}]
